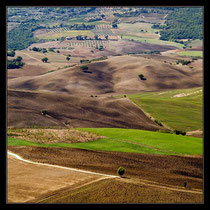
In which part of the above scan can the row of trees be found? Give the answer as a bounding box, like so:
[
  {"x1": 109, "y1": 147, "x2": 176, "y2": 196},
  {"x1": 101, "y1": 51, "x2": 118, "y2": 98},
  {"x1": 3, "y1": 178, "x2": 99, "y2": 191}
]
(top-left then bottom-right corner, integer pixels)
[
  {"x1": 48, "y1": 23, "x2": 95, "y2": 30},
  {"x1": 113, "y1": 9, "x2": 148, "y2": 17}
]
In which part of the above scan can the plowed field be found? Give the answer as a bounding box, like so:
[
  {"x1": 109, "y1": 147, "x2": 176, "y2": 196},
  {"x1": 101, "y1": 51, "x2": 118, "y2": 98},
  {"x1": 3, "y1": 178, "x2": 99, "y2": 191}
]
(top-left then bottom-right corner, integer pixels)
[{"x1": 7, "y1": 146, "x2": 203, "y2": 203}]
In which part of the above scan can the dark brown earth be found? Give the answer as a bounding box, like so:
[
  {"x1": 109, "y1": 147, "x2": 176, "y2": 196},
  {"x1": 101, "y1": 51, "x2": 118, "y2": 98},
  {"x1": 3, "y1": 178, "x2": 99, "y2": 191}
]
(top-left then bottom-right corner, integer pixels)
[
  {"x1": 30, "y1": 178, "x2": 203, "y2": 203},
  {"x1": 8, "y1": 146, "x2": 203, "y2": 191},
  {"x1": 7, "y1": 89, "x2": 164, "y2": 130}
]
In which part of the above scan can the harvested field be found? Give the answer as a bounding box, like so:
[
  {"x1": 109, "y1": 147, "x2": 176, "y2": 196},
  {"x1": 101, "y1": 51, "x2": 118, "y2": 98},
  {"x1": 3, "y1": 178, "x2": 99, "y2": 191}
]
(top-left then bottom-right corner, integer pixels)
[
  {"x1": 7, "y1": 152, "x2": 104, "y2": 203},
  {"x1": 7, "y1": 64, "x2": 49, "y2": 79},
  {"x1": 8, "y1": 54, "x2": 202, "y2": 95},
  {"x1": 7, "y1": 146, "x2": 203, "y2": 203}
]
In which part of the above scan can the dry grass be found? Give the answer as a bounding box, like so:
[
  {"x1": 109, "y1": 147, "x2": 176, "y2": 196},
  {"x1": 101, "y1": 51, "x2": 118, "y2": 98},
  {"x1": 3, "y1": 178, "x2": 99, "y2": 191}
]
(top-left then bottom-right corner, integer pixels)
[{"x1": 7, "y1": 128, "x2": 104, "y2": 144}]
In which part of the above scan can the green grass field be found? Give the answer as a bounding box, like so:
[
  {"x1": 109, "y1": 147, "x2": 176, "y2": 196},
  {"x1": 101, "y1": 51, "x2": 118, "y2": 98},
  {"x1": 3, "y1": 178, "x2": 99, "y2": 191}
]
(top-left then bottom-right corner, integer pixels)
[
  {"x1": 127, "y1": 87, "x2": 203, "y2": 132},
  {"x1": 118, "y1": 22, "x2": 158, "y2": 34},
  {"x1": 122, "y1": 35, "x2": 184, "y2": 48},
  {"x1": 8, "y1": 127, "x2": 202, "y2": 155},
  {"x1": 176, "y1": 51, "x2": 203, "y2": 58}
]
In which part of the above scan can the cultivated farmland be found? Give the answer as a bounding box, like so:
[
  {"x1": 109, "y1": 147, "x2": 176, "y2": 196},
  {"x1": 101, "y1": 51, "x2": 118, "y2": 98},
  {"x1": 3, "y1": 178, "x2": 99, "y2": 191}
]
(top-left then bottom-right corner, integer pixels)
[{"x1": 7, "y1": 6, "x2": 203, "y2": 204}]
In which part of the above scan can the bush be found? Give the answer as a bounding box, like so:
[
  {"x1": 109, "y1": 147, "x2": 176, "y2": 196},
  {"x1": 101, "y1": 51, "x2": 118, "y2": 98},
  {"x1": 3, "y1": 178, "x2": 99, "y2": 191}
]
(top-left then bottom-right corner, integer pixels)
[
  {"x1": 176, "y1": 60, "x2": 191, "y2": 65},
  {"x1": 173, "y1": 130, "x2": 186, "y2": 136},
  {"x1": 42, "y1": 57, "x2": 48, "y2": 63},
  {"x1": 80, "y1": 59, "x2": 90, "y2": 63},
  {"x1": 117, "y1": 166, "x2": 125, "y2": 177},
  {"x1": 7, "y1": 56, "x2": 24, "y2": 69},
  {"x1": 138, "y1": 74, "x2": 147, "y2": 80},
  {"x1": 154, "y1": 120, "x2": 163, "y2": 127},
  {"x1": 80, "y1": 65, "x2": 88, "y2": 70},
  {"x1": 7, "y1": 50, "x2": 15, "y2": 57},
  {"x1": 41, "y1": 110, "x2": 47, "y2": 115}
]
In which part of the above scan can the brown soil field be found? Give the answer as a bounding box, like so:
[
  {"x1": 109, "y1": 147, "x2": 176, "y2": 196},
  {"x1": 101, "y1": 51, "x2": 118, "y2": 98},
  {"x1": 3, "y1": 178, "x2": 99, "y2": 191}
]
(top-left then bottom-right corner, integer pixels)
[
  {"x1": 7, "y1": 64, "x2": 49, "y2": 79},
  {"x1": 7, "y1": 89, "x2": 162, "y2": 130},
  {"x1": 7, "y1": 146, "x2": 203, "y2": 203},
  {"x1": 8, "y1": 54, "x2": 202, "y2": 95},
  {"x1": 27, "y1": 39, "x2": 176, "y2": 58},
  {"x1": 7, "y1": 152, "x2": 104, "y2": 203}
]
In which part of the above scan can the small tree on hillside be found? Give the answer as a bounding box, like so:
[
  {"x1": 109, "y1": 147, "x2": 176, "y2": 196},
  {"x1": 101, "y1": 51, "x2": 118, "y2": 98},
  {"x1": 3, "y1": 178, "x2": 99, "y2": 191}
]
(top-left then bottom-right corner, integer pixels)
[
  {"x1": 117, "y1": 166, "x2": 125, "y2": 177},
  {"x1": 42, "y1": 57, "x2": 48, "y2": 63}
]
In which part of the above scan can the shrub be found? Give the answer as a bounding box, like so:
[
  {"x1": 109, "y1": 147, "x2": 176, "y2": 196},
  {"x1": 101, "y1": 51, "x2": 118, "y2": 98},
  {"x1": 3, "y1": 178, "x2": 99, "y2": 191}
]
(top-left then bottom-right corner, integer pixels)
[
  {"x1": 80, "y1": 65, "x2": 88, "y2": 70},
  {"x1": 138, "y1": 74, "x2": 146, "y2": 80},
  {"x1": 42, "y1": 57, "x2": 48, "y2": 63},
  {"x1": 41, "y1": 110, "x2": 47, "y2": 116},
  {"x1": 173, "y1": 130, "x2": 186, "y2": 136},
  {"x1": 80, "y1": 59, "x2": 90, "y2": 64},
  {"x1": 117, "y1": 167, "x2": 125, "y2": 177},
  {"x1": 7, "y1": 50, "x2": 15, "y2": 57},
  {"x1": 41, "y1": 48, "x2": 47, "y2": 53},
  {"x1": 154, "y1": 120, "x2": 163, "y2": 127},
  {"x1": 176, "y1": 60, "x2": 191, "y2": 65},
  {"x1": 7, "y1": 57, "x2": 24, "y2": 69}
]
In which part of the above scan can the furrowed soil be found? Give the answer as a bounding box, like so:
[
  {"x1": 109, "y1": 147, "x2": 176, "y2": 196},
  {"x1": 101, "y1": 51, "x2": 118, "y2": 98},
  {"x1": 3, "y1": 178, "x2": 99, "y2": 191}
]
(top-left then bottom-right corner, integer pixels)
[
  {"x1": 8, "y1": 146, "x2": 203, "y2": 203},
  {"x1": 7, "y1": 89, "x2": 163, "y2": 130}
]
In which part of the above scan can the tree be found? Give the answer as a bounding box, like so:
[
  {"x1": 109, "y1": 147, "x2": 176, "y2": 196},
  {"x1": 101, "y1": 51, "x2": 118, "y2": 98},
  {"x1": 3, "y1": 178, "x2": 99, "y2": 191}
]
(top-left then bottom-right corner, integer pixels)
[
  {"x1": 7, "y1": 50, "x2": 15, "y2": 57},
  {"x1": 138, "y1": 74, "x2": 146, "y2": 80},
  {"x1": 94, "y1": 35, "x2": 99, "y2": 40},
  {"x1": 112, "y1": 24, "x2": 118, "y2": 28},
  {"x1": 99, "y1": 45, "x2": 103, "y2": 51},
  {"x1": 41, "y1": 48, "x2": 47, "y2": 53},
  {"x1": 16, "y1": 56, "x2": 22, "y2": 62},
  {"x1": 41, "y1": 110, "x2": 47, "y2": 116},
  {"x1": 117, "y1": 167, "x2": 125, "y2": 177},
  {"x1": 66, "y1": 56, "x2": 70, "y2": 61},
  {"x1": 42, "y1": 57, "x2": 48, "y2": 63}
]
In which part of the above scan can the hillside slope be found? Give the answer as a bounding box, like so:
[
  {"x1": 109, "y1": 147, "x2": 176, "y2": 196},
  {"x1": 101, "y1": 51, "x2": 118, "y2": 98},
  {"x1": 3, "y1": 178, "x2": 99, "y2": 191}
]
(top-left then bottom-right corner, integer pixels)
[
  {"x1": 7, "y1": 89, "x2": 163, "y2": 130},
  {"x1": 8, "y1": 54, "x2": 202, "y2": 95}
]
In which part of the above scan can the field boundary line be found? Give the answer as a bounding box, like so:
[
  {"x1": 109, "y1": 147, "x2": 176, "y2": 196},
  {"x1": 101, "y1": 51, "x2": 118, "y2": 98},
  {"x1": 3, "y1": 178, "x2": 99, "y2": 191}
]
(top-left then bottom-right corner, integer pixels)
[
  {"x1": 32, "y1": 176, "x2": 111, "y2": 203},
  {"x1": 8, "y1": 151, "x2": 202, "y2": 196},
  {"x1": 126, "y1": 97, "x2": 173, "y2": 130},
  {"x1": 118, "y1": 178, "x2": 203, "y2": 194},
  {"x1": 7, "y1": 151, "x2": 118, "y2": 178}
]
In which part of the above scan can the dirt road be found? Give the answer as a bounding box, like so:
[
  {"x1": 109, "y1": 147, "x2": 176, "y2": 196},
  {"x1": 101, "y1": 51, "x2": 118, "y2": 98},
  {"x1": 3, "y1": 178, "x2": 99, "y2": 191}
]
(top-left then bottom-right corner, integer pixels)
[
  {"x1": 7, "y1": 152, "x2": 107, "y2": 203},
  {"x1": 7, "y1": 146, "x2": 203, "y2": 203}
]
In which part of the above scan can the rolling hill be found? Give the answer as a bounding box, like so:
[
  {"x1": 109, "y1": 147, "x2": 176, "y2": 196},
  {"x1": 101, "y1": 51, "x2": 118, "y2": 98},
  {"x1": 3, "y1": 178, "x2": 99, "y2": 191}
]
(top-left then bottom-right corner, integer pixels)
[{"x1": 8, "y1": 54, "x2": 202, "y2": 95}]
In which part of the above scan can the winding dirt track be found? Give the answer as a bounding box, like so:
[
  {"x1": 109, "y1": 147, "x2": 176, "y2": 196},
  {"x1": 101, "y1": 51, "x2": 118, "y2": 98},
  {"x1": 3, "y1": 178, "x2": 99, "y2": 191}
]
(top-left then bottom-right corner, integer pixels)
[
  {"x1": 7, "y1": 147, "x2": 203, "y2": 203},
  {"x1": 7, "y1": 152, "x2": 108, "y2": 203}
]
